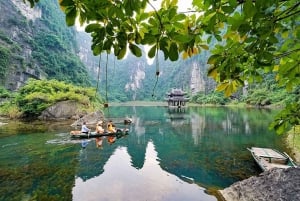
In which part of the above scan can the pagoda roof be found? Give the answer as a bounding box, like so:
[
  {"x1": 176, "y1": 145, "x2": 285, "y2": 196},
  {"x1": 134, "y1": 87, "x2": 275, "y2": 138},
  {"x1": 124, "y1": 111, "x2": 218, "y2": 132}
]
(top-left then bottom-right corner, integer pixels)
[{"x1": 166, "y1": 88, "x2": 188, "y2": 96}]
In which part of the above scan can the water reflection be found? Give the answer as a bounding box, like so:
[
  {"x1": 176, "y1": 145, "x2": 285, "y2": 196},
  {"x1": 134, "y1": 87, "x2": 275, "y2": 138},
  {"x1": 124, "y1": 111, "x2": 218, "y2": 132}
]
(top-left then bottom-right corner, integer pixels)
[
  {"x1": 0, "y1": 106, "x2": 286, "y2": 201},
  {"x1": 73, "y1": 141, "x2": 217, "y2": 201}
]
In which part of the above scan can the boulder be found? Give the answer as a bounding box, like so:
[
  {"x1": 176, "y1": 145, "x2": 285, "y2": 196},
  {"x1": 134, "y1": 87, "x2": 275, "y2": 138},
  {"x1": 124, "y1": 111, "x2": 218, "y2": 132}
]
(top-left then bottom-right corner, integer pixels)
[
  {"x1": 71, "y1": 110, "x2": 105, "y2": 127},
  {"x1": 219, "y1": 167, "x2": 300, "y2": 201},
  {"x1": 38, "y1": 100, "x2": 88, "y2": 120}
]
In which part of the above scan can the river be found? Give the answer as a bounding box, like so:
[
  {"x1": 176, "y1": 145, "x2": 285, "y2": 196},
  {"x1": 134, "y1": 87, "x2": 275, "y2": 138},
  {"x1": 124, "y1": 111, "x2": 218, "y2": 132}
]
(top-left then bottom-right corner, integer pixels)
[{"x1": 0, "y1": 106, "x2": 289, "y2": 201}]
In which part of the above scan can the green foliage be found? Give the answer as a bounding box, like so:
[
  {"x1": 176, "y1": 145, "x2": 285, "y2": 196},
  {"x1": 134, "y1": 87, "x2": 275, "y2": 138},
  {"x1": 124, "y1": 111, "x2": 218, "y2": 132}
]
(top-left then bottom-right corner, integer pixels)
[
  {"x1": 0, "y1": 87, "x2": 11, "y2": 98},
  {"x1": 0, "y1": 46, "x2": 10, "y2": 83},
  {"x1": 192, "y1": 92, "x2": 229, "y2": 105},
  {"x1": 15, "y1": 79, "x2": 101, "y2": 117},
  {"x1": 0, "y1": 102, "x2": 22, "y2": 119},
  {"x1": 0, "y1": 31, "x2": 13, "y2": 44},
  {"x1": 270, "y1": 103, "x2": 300, "y2": 135}
]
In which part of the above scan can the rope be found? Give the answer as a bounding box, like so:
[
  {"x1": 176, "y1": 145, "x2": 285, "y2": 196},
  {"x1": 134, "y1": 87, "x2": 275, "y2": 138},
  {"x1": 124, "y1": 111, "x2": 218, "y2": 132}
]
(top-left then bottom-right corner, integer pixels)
[
  {"x1": 152, "y1": 45, "x2": 160, "y2": 97},
  {"x1": 105, "y1": 53, "x2": 108, "y2": 104},
  {"x1": 95, "y1": 54, "x2": 102, "y2": 98}
]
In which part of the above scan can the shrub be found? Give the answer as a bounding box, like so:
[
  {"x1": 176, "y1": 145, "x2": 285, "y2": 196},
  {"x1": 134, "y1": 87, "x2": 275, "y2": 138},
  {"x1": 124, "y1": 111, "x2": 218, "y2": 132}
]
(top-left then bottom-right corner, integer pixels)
[{"x1": 15, "y1": 79, "x2": 102, "y2": 117}]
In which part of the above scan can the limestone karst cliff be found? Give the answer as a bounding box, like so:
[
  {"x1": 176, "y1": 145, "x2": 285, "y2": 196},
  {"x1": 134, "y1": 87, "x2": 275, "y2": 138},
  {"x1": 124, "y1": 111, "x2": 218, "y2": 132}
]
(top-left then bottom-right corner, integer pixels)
[{"x1": 0, "y1": 0, "x2": 90, "y2": 90}]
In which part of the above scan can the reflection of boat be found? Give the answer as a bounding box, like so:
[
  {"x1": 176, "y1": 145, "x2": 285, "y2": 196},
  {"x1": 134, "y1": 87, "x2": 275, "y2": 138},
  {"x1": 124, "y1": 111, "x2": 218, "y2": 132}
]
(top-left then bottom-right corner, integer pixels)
[
  {"x1": 70, "y1": 129, "x2": 129, "y2": 139},
  {"x1": 247, "y1": 147, "x2": 297, "y2": 171}
]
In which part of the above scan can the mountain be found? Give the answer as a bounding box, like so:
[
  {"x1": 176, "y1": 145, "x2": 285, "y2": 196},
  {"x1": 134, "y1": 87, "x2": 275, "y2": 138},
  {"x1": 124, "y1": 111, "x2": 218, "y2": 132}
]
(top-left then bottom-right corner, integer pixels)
[
  {"x1": 0, "y1": 0, "x2": 90, "y2": 90},
  {"x1": 77, "y1": 31, "x2": 214, "y2": 102}
]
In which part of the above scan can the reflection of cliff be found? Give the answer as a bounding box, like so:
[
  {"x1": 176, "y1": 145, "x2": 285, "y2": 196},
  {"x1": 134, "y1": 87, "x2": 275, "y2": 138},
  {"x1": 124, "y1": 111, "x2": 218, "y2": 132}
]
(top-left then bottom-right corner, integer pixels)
[
  {"x1": 126, "y1": 114, "x2": 147, "y2": 169},
  {"x1": 73, "y1": 142, "x2": 216, "y2": 201},
  {"x1": 190, "y1": 112, "x2": 206, "y2": 145}
]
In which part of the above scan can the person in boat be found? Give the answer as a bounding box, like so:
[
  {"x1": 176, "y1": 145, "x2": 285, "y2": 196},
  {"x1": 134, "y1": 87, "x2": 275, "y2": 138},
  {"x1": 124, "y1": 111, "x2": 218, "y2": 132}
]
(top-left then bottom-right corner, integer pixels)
[
  {"x1": 81, "y1": 122, "x2": 90, "y2": 134},
  {"x1": 107, "y1": 120, "x2": 116, "y2": 133},
  {"x1": 95, "y1": 121, "x2": 105, "y2": 134},
  {"x1": 124, "y1": 118, "x2": 132, "y2": 125}
]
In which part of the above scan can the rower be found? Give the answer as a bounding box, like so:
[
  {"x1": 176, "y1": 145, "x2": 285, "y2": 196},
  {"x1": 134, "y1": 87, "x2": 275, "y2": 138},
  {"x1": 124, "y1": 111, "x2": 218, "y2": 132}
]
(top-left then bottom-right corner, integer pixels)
[{"x1": 81, "y1": 122, "x2": 90, "y2": 134}]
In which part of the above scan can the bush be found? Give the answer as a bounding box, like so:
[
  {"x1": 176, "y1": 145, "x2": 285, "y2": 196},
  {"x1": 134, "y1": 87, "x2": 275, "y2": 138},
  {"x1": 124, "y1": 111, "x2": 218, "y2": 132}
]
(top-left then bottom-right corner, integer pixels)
[
  {"x1": 192, "y1": 91, "x2": 229, "y2": 105},
  {"x1": 0, "y1": 102, "x2": 22, "y2": 119},
  {"x1": 0, "y1": 87, "x2": 10, "y2": 98},
  {"x1": 15, "y1": 79, "x2": 102, "y2": 117}
]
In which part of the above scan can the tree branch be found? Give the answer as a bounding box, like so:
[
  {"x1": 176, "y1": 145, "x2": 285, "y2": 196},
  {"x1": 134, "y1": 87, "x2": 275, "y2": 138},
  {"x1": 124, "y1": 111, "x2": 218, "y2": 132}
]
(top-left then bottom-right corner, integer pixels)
[
  {"x1": 276, "y1": 2, "x2": 300, "y2": 18},
  {"x1": 146, "y1": 0, "x2": 163, "y2": 31},
  {"x1": 274, "y1": 48, "x2": 300, "y2": 58},
  {"x1": 275, "y1": 9, "x2": 300, "y2": 22}
]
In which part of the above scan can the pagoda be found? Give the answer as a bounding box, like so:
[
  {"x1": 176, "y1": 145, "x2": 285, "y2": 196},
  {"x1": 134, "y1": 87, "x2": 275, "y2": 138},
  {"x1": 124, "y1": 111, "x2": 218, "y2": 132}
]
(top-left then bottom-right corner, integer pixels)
[{"x1": 165, "y1": 88, "x2": 190, "y2": 108}]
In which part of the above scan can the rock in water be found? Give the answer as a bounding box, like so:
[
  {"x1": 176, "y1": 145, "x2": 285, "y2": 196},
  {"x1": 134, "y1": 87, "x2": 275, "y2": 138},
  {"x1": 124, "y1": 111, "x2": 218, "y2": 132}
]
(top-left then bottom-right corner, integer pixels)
[{"x1": 219, "y1": 167, "x2": 300, "y2": 201}]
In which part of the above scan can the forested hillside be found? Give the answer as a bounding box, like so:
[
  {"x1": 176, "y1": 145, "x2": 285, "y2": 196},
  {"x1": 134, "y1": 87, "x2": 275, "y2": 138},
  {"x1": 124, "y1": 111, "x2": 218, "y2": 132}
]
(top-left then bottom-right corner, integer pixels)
[{"x1": 0, "y1": 0, "x2": 90, "y2": 90}]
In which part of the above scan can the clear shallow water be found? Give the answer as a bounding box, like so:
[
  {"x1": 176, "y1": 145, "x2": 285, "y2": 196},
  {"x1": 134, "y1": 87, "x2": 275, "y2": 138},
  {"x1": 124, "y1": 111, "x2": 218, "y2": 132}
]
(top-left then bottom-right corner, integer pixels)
[{"x1": 0, "y1": 106, "x2": 288, "y2": 201}]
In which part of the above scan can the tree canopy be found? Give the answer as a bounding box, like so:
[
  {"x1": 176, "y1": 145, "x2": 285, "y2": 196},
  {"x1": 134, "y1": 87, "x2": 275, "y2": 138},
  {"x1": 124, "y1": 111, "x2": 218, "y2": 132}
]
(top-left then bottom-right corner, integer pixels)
[{"x1": 25, "y1": 0, "x2": 299, "y2": 133}]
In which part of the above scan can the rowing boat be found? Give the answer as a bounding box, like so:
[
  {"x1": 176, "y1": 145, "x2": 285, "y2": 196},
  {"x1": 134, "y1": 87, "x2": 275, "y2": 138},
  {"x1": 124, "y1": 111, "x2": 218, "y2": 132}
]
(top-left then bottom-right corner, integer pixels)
[
  {"x1": 247, "y1": 147, "x2": 297, "y2": 171},
  {"x1": 70, "y1": 128, "x2": 129, "y2": 139}
]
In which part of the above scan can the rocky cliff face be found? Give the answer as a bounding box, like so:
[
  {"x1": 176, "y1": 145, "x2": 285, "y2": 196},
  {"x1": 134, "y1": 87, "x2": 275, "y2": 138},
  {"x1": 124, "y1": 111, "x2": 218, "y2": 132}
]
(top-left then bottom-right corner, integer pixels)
[
  {"x1": 125, "y1": 61, "x2": 146, "y2": 100},
  {"x1": 219, "y1": 167, "x2": 300, "y2": 201},
  {"x1": 0, "y1": 0, "x2": 90, "y2": 90},
  {"x1": 0, "y1": 0, "x2": 42, "y2": 89},
  {"x1": 190, "y1": 61, "x2": 205, "y2": 95}
]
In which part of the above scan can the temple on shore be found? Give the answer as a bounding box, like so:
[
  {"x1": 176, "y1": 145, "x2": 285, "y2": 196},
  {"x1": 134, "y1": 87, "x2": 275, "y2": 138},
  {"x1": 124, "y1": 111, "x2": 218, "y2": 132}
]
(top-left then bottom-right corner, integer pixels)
[{"x1": 165, "y1": 88, "x2": 190, "y2": 108}]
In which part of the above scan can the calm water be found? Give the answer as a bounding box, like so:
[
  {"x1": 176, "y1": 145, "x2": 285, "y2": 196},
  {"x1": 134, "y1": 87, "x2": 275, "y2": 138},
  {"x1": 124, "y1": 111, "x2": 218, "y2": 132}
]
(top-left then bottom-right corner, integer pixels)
[{"x1": 0, "y1": 106, "x2": 289, "y2": 201}]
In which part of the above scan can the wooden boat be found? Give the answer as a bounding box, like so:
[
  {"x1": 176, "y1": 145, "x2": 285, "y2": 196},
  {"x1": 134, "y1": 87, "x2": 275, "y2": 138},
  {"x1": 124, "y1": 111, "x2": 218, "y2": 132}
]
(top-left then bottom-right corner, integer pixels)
[
  {"x1": 70, "y1": 128, "x2": 129, "y2": 139},
  {"x1": 247, "y1": 147, "x2": 297, "y2": 171}
]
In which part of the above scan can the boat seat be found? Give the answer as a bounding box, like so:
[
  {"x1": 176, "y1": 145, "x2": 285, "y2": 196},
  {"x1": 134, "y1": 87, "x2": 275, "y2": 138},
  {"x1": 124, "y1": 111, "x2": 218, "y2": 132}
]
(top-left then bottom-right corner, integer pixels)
[{"x1": 270, "y1": 158, "x2": 287, "y2": 165}]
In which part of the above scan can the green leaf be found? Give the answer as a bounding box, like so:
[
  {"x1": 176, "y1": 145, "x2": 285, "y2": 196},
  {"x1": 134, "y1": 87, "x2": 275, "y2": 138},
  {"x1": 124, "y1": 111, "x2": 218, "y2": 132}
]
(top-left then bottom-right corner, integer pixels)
[
  {"x1": 66, "y1": 7, "x2": 77, "y2": 26},
  {"x1": 222, "y1": 6, "x2": 234, "y2": 14},
  {"x1": 173, "y1": 13, "x2": 186, "y2": 21},
  {"x1": 172, "y1": 33, "x2": 193, "y2": 43},
  {"x1": 85, "y1": 23, "x2": 101, "y2": 33},
  {"x1": 148, "y1": 45, "x2": 157, "y2": 58},
  {"x1": 138, "y1": 12, "x2": 149, "y2": 21},
  {"x1": 200, "y1": 44, "x2": 209, "y2": 50},
  {"x1": 228, "y1": 12, "x2": 243, "y2": 31},
  {"x1": 103, "y1": 39, "x2": 113, "y2": 51},
  {"x1": 244, "y1": 0, "x2": 256, "y2": 18},
  {"x1": 141, "y1": 33, "x2": 157, "y2": 45},
  {"x1": 169, "y1": 42, "x2": 178, "y2": 61},
  {"x1": 207, "y1": 36, "x2": 212, "y2": 44},
  {"x1": 117, "y1": 46, "x2": 127, "y2": 59},
  {"x1": 92, "y1": 44, "x2": 102, "y2": 56},
  {"x1": 228, "y1": 0, "x2": 238, "y2": 7},
  {"x1": 173, "y1": 22, "x2": 185, "y2": 29},
  {"x1": 60, "y1": 0, "x2": 74, "y2": 7},
  {"x1": 215, "y1": 34, "x2": 222, "y2": 41},
  {"x1": 207, "y1": 54, "x2": 221, "y2": 65},
  {"x1": 129, "y1": 43, "x2": 142, "y2": 57}
]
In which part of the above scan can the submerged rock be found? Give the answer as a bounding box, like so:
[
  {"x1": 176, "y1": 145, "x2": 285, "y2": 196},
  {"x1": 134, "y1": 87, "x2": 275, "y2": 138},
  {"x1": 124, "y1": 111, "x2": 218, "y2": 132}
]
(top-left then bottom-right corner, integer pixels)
[{"x1": 219, "y1": 167, "x2": 300, "y2": 201}]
